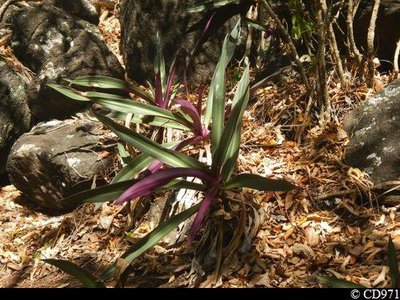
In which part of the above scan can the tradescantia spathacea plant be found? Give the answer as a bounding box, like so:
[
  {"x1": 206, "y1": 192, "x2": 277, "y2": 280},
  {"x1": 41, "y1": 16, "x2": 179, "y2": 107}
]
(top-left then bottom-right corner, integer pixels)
[
  {"x1": 48, "y1": 20, "x2": 245, "y2": 192},
  {"x1": 44, "y1": 19, "x2": 297, "y2": 287},
  {"x1": 49, "y1": 33, "x2": 211, "y2": 182}
]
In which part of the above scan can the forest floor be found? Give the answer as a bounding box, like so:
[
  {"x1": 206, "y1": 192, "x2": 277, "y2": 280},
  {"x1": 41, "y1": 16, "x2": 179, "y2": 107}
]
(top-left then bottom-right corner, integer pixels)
[{"x1": 1, "y1": 2, "x2": 400, "y2": 288}]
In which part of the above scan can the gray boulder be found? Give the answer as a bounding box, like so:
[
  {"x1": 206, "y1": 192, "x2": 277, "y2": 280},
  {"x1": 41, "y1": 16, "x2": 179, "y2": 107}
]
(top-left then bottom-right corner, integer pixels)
[
  {"x1": 10, "y1": 4, "x2": 124, "y2": 122},
  {"x1": 344, "y1": 80, "x2": 400, "y2": 184},
  {"x1": 0, "y1": 59, "x2": 31, "y2": 175},
  {"x1": 119, "y1": 0, "x2": 252, "y2": 84},
  {"x1": 6, "y1": 116, "x2": 116, "y2": 211},
  {"x1": 44, "y1": 0, "x2": 99, "y2": 24}
]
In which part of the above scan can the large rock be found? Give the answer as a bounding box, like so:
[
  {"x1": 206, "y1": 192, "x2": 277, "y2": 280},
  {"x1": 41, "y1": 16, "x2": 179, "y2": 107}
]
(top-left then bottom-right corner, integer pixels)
[
  {"x1": 44, "y1": 0, "x2": 99, "y2": 24},
  {"x1": 0, "y1": 59, "x2": 31, "y2": 175},
  {"x1": 6, "y1": 117, "x2": 116, "y2": 211},
  {"x1": 119, "y1": 0, "x2": 252, "y2": 84},
  {"x1": 10, "y1": 4, "x2": 124, "y2": 122},
  {"x1": 344, "y1": 80, "x2": 400, "y2": 184}
]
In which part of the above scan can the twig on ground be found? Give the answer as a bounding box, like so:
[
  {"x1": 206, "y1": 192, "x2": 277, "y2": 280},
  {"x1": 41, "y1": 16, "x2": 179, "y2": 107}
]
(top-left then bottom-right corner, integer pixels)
[
  {"x1": 367, "y1": 0, "x2": 380, "y2": 88},
  {"x1": 316, "y1": 0, "x2": 331, "y2": 122},
  {"x1": 394, "y1": 39, "x2": 400, "y2": 75},
  {"x1": 346, "y1": 0, "x2": 362, "y2": 66}
]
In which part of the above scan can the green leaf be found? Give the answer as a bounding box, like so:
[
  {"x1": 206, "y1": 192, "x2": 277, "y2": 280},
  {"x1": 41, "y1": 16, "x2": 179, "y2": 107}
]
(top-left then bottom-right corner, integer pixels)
[
  {"x1": 43, "y1": 259, "x2": 105, "y2": 288},
  {"x1": 62, "y1": 181, "x2": 134, "y2": 207},
  {"x1": 112, "y1": 141, "x2": 179, "y2": 184},
  {"x1": 63, "y1": 177, "x2": 205, "y2": 208},
  {"x1": 117, "y1": 143, "x2": 130, "y2": 159},
  {"x1": 89, "y1": 98, "x2": 190, "y2": 127},
  {"x1": 93, "y1": 110, "x2": 209, "y2": 171},
  {"x1": 67, "y1": 76, "x2": 155, "y2": 104},
  {"x1": 117, "y1": 143, "x2": 132, "y2": 165},
  {"x1": 214, "y1": 63, "x2": 249, "y2": 178},
  {"x1": 224, "y1": 19, "x2": 242, "y2": 72},
  {"x1": 111, "y1": 154, "x2": 155, "y2": 184},
  {"x1": 99, "y1": 203, "x2": 201, "y2": 281},
  {"x1": 204, "y1": 19, "x2": 241, "y2": 128},
  {"x1": 145, "y1": 117, "x2": 191, "y2": 131},
  {"x1": 225, "y1": 174, "x2": 297, "y2": 191},
  {"x1": 47, "y1": 84, "x2": 90, "y2": 101},
  {"x1": 315, "y1": 275, "x2": 365, "y2": 288},
  {"x1": 82, "y1": 91, "x2": 131, "y2": 101},
  {"x1": 210, "y1": 48, "x2": 226, "y2": 153},
  {"x1": 220, "y1": 129, "x2": 240, "y2": 182},
  {"x1": 67, "y1": 76, "x2": 130, "y2": 90},
  {"x1": 110, "y1": 113, "x2": 191, "y2": 131},
  {"x1": 388, "y1": 236, "x2": 400, "y2": 288},
  {"x1": 49, "y1": 85, "x2": 180, "y2": 124},
  {"x1": 243, "y1": 17, "x2": 268, "y2": 31},
  {"x1": 154, "y1": 33, "x2": 166, "y2": 98}
]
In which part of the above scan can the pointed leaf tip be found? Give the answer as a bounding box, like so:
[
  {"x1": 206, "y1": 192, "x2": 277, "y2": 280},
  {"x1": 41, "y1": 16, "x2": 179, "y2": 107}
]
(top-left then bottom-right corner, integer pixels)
[
  {"x1": 43, "y1": 259, "x2": 105, "y2": 288},
  {"x1": 99, "y1": 203, "x2": 200, "y2": 281},
  {"x1": 225, "y1": 174, "x2": 297, "y2": 191}
]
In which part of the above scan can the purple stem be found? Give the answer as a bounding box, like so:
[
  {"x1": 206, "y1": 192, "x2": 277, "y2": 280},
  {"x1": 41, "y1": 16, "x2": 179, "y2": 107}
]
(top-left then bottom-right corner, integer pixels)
[
  {"x1": 114, "y1": 168, "x2": 214, "y2": 205},
  {"x1": 155, "y1": 72, "x2": 163, "y2": 107},
  {"x1": 196, "y1": 85, "x2": 206, "y2": 116},
  {"x1": 162, "y1": 58, "x2": 177, "y2": 108},
  {"x1": 187, "y1": 183, "x2": 220, "y2": 244},
  {"x1": 174, "y1": 99, "x2": 204, "y2": 135}
]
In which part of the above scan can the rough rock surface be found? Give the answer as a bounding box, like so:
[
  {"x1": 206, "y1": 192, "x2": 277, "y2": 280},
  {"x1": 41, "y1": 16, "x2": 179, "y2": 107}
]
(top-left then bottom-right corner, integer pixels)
[
  {"x1": 44, "y1": 0, "x2": 99, "y2": 24},
  {"x1": 10, "y1": 4, "x2": 124, "y2": 122},
  {"x1": 0, "y1": 60, "x2": 31, "y2": 175},
  {"x1": 119, "y1": 0, "x2": 252, "y2": 84},
  {"x1": 6, "y1": 117, "x2": 116, "y2": 211},
  {"x1": 344, "y1": 80, "x2": 400, "y2": 184}
]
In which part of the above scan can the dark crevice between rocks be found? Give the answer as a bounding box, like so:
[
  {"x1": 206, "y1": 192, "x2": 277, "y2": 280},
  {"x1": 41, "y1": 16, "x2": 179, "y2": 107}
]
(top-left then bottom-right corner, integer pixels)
[{"x1": 0, "y1": 172, "x2": 11, "y2": 186}]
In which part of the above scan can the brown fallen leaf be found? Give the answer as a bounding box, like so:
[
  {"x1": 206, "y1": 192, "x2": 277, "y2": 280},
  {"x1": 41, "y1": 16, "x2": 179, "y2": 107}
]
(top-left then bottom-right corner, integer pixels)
[
  {"x1": 305, "y1": 226, "x2": 319, "y2": 247},
  {"x1": 292, "y1": 243, "x2": 315, "y2": 258},
  {"x1": 250, "y1": 273, "x2": 272, "y2": 287},
  {"x1": 8, "y1": 262, "x2": 23, "y2": 271},
  {"x1": 97, "y1": 151, "x2": 111, "y2": 161}
]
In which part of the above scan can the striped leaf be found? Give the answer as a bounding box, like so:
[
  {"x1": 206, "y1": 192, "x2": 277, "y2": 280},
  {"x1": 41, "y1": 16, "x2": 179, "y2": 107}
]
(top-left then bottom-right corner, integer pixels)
[
  {"x1": 47, "y1": 84, "x2": 90, "y2": 101},
  {"x1": 204, "y1": 19, "x2": 241, "y2": 128},
  {"x1": 43, "y1": 259, "x2": 105, "y2": 288},
  {"x1": 213, "y1": 63, "x2": 249, "y2": 179},
  {"x1": 99, "y1": 203, "x2": 201, "y2": 281},
  {"x1": 67, "y1": 76, "x2": 154, "y2": 103},
  {"x1": 315, "y1": 275, "x2": 365, "y2": 288},
  {"x1": 93, "y1": 110, "x2": 209, "y2": 171},
  {"x1": 225, "y1": 174, "x2": 297, "y2": 191}
]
